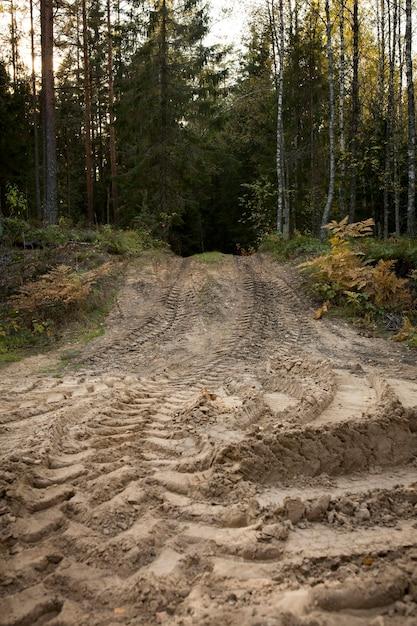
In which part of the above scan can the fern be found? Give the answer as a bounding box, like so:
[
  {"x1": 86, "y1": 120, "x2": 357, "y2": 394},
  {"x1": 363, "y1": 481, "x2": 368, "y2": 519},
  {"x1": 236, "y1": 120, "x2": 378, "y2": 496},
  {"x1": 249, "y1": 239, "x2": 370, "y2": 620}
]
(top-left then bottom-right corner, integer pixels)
[
  {"x1": 301, "y1": 218, "x2": 413, "y2": 317},
  {"x1": 10, "y1": 263, "x2": 113, "y2": 315}
]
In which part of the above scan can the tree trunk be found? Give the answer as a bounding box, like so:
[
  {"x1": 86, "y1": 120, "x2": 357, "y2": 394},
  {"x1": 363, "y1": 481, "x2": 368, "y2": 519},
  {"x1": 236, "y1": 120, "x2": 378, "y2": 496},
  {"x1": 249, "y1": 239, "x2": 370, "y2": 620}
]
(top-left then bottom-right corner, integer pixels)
[
  {"x1": 107, "y1": 0, "x2": 119, "y2": 223},
  {"x1": 394, "y1": 0, "x2": 403, "y2": 235},
  {"x1": 82, "y1": 0, "x2": 94, "y2": 223},
  {"x1": 268, "y1": 0, "x2": 286, "y2": 236},
  {"x1": 279, "y1": 0, "x2": 290, "y2": 239},
  {"x1": 338, "y1": 0, "x2": 346, "y2": 216},
  {"x1": 40, "y1": 0, "x2": 57, "y2": 224},
  {"x1": 406, "y1": 0, "x2": 416, "y2": 235},
  {"x1": 384, "y1": 0, "x2": 397, "y2": 239},
  {"x1": 349, "y1": 0, "x2": 359, "y2": 223},
  {"x1": 321, "y1": 0, "x2": 336, "y2": 237},
  {"x1": 10, "y1": 0, "x2": 18, "y2": 87},
  {"x1": 30, "y1": 0, "x2": 42, "y2": 220},
  {"x1": 160, "y1": 0, "x2": 168, "y2": 219}
]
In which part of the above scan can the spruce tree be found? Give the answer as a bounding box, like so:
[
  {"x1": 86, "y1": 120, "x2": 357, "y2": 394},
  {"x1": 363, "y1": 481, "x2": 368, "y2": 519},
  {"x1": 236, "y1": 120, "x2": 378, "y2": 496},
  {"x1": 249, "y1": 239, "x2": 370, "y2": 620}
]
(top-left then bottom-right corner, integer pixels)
[{"x1": 118, "y1": 0, "x2": 224, "y2": 239}]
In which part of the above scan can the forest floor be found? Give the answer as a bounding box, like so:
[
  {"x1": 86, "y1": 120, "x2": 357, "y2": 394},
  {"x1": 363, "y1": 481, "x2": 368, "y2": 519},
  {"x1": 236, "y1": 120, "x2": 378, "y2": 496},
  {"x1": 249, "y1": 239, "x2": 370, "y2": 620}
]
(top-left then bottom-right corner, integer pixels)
[{"x1": 1, "y1": 252, "x2": 417, "y2": 626}]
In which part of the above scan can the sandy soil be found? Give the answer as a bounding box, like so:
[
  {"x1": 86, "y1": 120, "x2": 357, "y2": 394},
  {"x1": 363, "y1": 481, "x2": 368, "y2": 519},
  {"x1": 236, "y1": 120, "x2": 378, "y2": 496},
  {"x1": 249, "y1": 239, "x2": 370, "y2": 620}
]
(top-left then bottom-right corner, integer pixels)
[{"x1": 1, "y1": 253, "x2": 417, "y2": 626}]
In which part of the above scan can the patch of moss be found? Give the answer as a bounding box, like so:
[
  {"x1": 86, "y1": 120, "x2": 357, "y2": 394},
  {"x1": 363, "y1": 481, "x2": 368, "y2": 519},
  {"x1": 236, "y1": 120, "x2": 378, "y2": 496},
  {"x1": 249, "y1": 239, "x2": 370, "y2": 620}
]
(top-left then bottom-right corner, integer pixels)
[{"x1": 192, "y1": 251, "x2": 227, "y2": 264}]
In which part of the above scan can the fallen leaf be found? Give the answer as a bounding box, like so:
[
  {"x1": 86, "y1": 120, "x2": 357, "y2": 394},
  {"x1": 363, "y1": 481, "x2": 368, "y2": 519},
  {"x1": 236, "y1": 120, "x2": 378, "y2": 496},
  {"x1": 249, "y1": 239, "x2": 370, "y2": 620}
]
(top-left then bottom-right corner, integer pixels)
[{"x1": 114, "y1": 608, "x2": 126, "y2": 616}]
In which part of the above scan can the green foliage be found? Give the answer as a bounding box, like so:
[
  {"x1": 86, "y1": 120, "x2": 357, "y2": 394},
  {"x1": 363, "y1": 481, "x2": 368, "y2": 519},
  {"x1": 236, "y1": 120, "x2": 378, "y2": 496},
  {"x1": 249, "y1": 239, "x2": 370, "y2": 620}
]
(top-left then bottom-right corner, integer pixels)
[
  {"x1": 5, "y1": 183, "x2": 28, "y2": 217},
  {"x1": 1, "y1": 219, "x2": 161, "y2": 257},
  {"x1": 192, "y1": 251, "x2": 226, "y2": 264},
  {"x1": 356, "y1": 238, "x2": 417, "y2": 273},
  {"x1": 259, "y1": 232, "x2": 328, "y2": 260},
  {"x1": 95, "y1": 226, "x2": 159, "y2": 256},
  {"x1": 239, "y1": 177, "x2": 277, "y2": 239},
  {"x1": 118, "y1": 0, "x2": 227, "y2": 247}
]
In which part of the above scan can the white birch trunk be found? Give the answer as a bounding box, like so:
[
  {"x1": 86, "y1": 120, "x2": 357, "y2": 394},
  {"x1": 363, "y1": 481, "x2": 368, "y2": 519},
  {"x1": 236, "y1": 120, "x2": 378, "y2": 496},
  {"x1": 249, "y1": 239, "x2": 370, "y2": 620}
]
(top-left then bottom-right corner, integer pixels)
[
  {"x1": 268, "y1": 0, "x2": 286, "y2": 236},
  {"x1": 321, "y1": 0, "x2": 336, "y2": 237}
]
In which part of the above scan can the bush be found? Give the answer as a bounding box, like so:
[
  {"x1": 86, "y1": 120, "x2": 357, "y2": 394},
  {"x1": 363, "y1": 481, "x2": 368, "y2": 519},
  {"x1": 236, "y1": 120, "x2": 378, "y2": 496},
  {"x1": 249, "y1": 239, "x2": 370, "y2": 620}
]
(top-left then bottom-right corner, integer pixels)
[
  {"x1": 259, "y1": 232, "x2": 328, "y2": 259},
  {"x1": 356, "y1": 237, "x2": 417, "y2": 275},
  {"x1": 1, "y1": 218, "x2": 162, "y2": 256},
  {"x1": 95, "y1": 225, "x2": 159, "y2": 255},
  {"x1": 300, "y1": 218, "x2": 413, "y2": 317},
  {"x1": 9, "y1": 263, "x2": 114, "y2": 326},
  {"x1": 2, "y1": 217, "x2": 32, "y2": 246}
]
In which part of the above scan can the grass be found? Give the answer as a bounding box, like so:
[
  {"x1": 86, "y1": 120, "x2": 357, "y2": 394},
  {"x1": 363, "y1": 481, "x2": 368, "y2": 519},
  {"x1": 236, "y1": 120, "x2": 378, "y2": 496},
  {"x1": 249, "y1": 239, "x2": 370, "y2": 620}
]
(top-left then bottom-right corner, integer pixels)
[
  {"x1": 192, "y1": 251, "x2": 227, "y2": 264},
  {"x1": 0, "y1": 349, "x2": 21, "y2": 365},
  {"x1": 355, "y1": 237, "x2": 417, "y2": 274},
  {"x1": 259, "y1": 233, "x2": 328, "y2": 260},
  {"x1": 2, "y1": 218, "x2": 163, "y2": 256}
]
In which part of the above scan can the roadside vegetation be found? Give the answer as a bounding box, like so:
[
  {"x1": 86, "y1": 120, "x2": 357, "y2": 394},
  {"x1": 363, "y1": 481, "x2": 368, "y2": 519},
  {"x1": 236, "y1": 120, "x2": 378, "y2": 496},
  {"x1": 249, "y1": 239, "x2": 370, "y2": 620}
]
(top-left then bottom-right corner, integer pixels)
[
  {"x1": 0, "y1": 220, "x2": 164, "y2": 365},
  {"x1": 260, "y1": 220, "x2": 417, "y2": 349},
  {"x1": 192, "y1": 251, "x2": 228, "y2": 264}
]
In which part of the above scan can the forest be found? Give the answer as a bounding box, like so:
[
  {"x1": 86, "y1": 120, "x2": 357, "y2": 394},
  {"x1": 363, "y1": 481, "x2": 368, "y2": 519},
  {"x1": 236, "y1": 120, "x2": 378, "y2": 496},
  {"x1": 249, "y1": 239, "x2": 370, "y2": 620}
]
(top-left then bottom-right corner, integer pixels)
[
  {"x1": 1, "y1": 0, "x2": 417, "y2": 255},
  {"x1": 2, "y1": 3, "x2": 417, "y2": 625}
]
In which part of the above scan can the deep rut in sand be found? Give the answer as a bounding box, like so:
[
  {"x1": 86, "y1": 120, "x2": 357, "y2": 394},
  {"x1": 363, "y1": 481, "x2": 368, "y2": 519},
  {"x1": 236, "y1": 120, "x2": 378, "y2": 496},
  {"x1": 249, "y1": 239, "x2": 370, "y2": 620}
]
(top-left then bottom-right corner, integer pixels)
[{"x1": 1, "y1": 253, "x2": 417, "y2": 626}]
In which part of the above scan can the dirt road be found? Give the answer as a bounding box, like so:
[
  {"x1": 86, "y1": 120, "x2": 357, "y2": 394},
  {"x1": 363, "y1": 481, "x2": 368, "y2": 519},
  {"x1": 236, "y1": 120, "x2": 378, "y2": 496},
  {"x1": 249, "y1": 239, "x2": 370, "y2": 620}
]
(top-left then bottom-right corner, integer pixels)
[{"x1": 1, "y1": 253, "x2": 417, "y2": 626}]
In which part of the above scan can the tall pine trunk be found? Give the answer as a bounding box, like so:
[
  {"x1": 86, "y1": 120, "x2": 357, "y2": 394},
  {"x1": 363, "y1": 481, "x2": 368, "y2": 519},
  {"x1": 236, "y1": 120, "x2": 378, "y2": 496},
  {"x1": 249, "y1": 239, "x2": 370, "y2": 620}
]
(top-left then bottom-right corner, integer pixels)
[
  {"x1": 406, "y1": 0, "x2": 416, "y2": 235},
  {"x1": 160, "y1": 0, "x2": 168, "y2": 220},
  {"x1": 30, "y1": 0, "x2": 41, "y2": 220},
  {"x1": 385, "y1": 0, "x2": 397, "y2": 238},
  {"x1": 107, "y1": 0, "x2": 118, "y2": 223},
  {"x1": 321, "y1": 0, "x2": 335, "y2": 237},
  {"x1": 82, "y1": 0, "x2": 94, "y2": 223},
  {"x1": 40, "y1": 0, "x2": 57, "y2": 224}
]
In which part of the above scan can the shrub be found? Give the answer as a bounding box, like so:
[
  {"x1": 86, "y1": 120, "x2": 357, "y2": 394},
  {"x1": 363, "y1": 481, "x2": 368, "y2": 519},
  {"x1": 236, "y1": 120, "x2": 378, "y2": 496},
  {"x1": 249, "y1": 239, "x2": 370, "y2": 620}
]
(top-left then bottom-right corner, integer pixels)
[
  {"x1": 5, "y1": 183, "x2": 28, "y2": 217},
  {"x1": 356, "y1": 237, "x2": 417, "y2": 275},
  {"x1": 10, "y1": 263, "x2": 114, "y2": 325},
  {"x1": 1, "y1": 218, "x2": 161, "y2": 255},
  {"x1": 95, "y1": 226, "x2": 156, "y2": 255},
  {"x1": 300, "y1": 218, "x2": 413, "y2": 317},
  {"x1": 259, "y1": 232, "x2": 328, "y2": 259},
  {"x1": 2, "y1": 217, "x2": 31, "y2": 246}
]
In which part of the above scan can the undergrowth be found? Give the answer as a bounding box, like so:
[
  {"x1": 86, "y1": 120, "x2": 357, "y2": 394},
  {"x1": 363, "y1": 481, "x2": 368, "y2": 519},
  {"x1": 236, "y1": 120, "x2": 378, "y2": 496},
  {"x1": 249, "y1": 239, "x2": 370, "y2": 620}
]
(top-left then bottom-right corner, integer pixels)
[
  {"x1": 259, "y1": 232, "x2": 328, "y2": 260},
  {"x1": 0, "y1": 263, "x2": 121, "y2": 365},
  {"x1": 299, "y1": 218, "x2": 417, "y2": 348},
  {"x1": 1, "y1": 217, "x2": 162, "y2": 255},
  {"x1": 0, "y1": 220, "x2": 163, "y2": 366},
  {"x1": 192, "y1": 251, "x2": 227, "y2": 264}
]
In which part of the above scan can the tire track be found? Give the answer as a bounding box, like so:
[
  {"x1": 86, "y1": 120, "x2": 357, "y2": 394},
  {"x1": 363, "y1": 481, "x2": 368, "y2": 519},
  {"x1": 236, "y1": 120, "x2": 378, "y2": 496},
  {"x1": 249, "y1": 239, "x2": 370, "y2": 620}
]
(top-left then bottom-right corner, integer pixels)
[{"x1": 1, "y1": 254, "x2": 417, "y2": 626}]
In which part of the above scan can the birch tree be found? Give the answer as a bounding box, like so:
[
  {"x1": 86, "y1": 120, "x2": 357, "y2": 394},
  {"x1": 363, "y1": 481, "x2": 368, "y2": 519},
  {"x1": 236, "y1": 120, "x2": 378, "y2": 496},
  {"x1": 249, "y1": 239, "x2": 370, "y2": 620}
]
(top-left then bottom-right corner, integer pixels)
[
  {"x1": 321, "y1": 0, "x2": 335, "y2": 236},
  {"x1": 349, "y1": 0, "x2": 359, "y2": 223},
  {"x1": 338, "y1": 0, "x2": 346, "y2": 216},
  {"x1": 267, "y1": 0, "x2": 288, "y2": 237}
]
